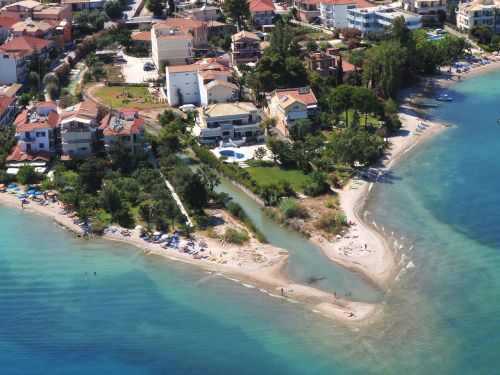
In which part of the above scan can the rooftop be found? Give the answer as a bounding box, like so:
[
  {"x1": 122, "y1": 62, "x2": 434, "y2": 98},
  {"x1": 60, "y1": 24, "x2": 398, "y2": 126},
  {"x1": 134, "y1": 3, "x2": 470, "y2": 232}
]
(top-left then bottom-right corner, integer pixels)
[
  {"x1": 249, "y1": 0, "x2": 276, "y2": 12},
  {"x1": 99, "y1": 110, "x2": 145, "y2": 136},
  {"x1": 131, "y1": 30, "x2": 151, "y2": 42},
  {"x1": 0, "y1": 35, "x2": 53, "y2": 57},
  {"x1": 231, "y1": 30, "x2": 260, "y2": 42},
  {"x1": 202, "y1": 102, "x2": 258, "y2": 119},
  {"x1": 6, "y1": 144, "x2": 51, "y2": 162},
  {"x1": 273, "y1": 87, "x2": 318, "y2": 106}
]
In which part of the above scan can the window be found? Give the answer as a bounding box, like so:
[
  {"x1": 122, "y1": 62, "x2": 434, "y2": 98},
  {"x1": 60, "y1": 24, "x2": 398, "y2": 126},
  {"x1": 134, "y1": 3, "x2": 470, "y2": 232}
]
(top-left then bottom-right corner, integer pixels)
[
  {"x1": 39, "y1": 143, "x2": 44, "y2": 149},
  {"x1": 245, "y1": 131, "x2": 253, "y2": 137},
  {"x1": 222, "y1": 131, "x2": 230, "y2": 136},
  {"x1": 292, "y1": 104, "x2": 300, "y2": 110},
  {"x1": 26, "y1": 143, "x2": 31, "y2": 151}
]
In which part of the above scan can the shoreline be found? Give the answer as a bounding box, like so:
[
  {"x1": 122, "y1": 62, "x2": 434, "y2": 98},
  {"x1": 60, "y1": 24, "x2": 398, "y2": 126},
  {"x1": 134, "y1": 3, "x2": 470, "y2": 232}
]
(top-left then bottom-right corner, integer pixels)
[
  {"x1": 311, "y1": 61, "x2": 500, "y2": 290},
  {"x1": 0, "y1": 191, "x2": 379, "y2": 325}
]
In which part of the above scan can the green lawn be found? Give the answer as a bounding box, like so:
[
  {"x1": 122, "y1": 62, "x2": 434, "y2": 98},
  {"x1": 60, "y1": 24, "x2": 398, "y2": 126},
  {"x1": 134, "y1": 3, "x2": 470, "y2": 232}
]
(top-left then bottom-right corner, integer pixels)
[
  {"x1": 95, "y1": 86, "x2": 166, "y2": 109},
  {"x1": 246, "y1": 161, "x2": 311, "y2": 190}
]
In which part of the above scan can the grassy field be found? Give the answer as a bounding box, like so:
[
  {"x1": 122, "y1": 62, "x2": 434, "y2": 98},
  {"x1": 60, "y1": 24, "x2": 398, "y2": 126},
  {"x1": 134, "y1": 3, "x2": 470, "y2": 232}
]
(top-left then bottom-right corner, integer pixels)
[
  {"x1": 95, "y1": 86, "x2": 166, "y2": 109},
  {"x1": 246, "y1": 161, "x2": 311, "y2": 190}
]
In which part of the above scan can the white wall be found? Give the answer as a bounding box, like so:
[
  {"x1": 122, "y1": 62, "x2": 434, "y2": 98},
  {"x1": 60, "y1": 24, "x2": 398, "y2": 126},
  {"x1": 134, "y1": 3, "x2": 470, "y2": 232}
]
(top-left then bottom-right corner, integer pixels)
[
  {"x1": 166, "y1": 70, "x2": 200, "y2": 106},
  {"x1": 0, "y1": 55, "x2": 18, "y2": 84}
]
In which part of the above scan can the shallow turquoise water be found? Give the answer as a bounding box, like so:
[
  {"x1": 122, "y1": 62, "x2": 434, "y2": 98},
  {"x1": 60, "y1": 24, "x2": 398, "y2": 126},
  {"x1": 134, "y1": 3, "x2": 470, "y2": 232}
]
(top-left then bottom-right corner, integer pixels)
[{"x1": 1, "y1": 71, "x2": 500, "y2": 374}]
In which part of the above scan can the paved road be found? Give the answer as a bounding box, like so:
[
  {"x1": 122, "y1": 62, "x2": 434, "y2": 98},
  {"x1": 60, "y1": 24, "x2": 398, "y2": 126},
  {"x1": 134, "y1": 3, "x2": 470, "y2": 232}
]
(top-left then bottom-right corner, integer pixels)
[{"x1": 444, "y1": 25, "x2": 480, "y2": 51}]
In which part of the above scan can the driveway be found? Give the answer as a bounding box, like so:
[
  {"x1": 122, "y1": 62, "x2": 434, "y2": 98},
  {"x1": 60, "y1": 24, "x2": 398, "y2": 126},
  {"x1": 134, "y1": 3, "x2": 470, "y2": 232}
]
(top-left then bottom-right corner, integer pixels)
[{"x1": 119, "y1": 53, "x2": 158, "y2": 83}]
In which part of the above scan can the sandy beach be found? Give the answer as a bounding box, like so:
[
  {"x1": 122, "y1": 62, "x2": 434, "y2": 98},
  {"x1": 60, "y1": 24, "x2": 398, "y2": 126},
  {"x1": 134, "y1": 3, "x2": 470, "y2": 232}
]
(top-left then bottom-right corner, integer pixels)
[
  {"x1": 0, "y1": 190, "x2": 377, "y2": 324},
  {"x1": 310, "y1": 60, "x2": 500, "y2": 290}
]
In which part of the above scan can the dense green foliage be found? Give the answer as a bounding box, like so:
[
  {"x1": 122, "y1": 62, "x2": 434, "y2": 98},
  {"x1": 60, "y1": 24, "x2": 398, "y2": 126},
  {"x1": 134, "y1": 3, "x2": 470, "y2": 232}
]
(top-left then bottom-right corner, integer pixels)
[{"x1": 222, "y1": 0, "x2": 250, "y2": 30}]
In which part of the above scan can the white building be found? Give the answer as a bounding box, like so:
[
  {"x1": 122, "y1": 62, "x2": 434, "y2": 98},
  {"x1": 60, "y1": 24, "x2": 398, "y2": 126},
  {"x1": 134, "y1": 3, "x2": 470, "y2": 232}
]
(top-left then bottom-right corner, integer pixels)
[
  {"x1": 165, "y1": 58, "x2": 238, "y2": 107},
  {"x1": 249, "y1": 0, "x2": 276, "y2": 28},
  {"x1": 401, "y1": 0, "x2": 447, "y2": 24},
  {"x1": 0, "y1": 35, "x2": 53, "y2": 84},
  {"x1": 194, "y1": 102, "x2": 261, "y2": 145},
  {"x1": 151, "y1": 21, "x2": 194, "y2": 68},
  {"x1": 319, "y1": 0, "x2": 374, "y2": 29},
  {"x1": 348, "y1": 4, "x2": 422, "y2": 34},
  {"x1": 99, "y1": 108, "x2": 145, "y2": 156},
  {"x1": 58, "y1": 101, "x2": 99, "y2": 158},
  {"x1": 457, "y1": 0, "x2": 499, "y2": 34}
]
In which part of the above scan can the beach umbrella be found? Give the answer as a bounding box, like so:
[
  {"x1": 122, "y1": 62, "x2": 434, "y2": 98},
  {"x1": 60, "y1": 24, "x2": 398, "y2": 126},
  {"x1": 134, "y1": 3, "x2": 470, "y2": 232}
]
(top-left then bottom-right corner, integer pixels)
[
  {"x1": 17, "y1": 194, "x2": 27, "y2": 199},
  {"x1": 135, "y1": 225, "x2": 143, "y2": 230},
  {"x1": 47, "y1": 192, "x2": 55, "y2": 197},
  {"x1": 14, "y1": 187, "x2": 21, "y2": 191},
  {"x1": 7, "y1": 184, "x2": 15, "y2": 188},
  {"x1": 160, "y1": 234, "x2": 169, "y2": 240},
  {"x1": 27, "y1": 190, "x2": 35, "y2": 194},
  {"x1": 35, "y1": 191, "x2": 43, "y2": 195},
  {"x1": 153, "y1": 231, "x2": 161, "y2": 236}
]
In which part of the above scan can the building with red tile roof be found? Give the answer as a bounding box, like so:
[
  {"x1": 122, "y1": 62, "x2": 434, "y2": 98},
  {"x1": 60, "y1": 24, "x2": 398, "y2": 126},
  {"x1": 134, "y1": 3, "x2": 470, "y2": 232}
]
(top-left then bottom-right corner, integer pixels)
[
  {"x1": 0, "y1": 94, "x2": 15, "y2": 126},
  {"x1": 99, "y1": 108, "x2": 145, "y2": 156},
  {"x1": 305, "y1": 50, "x2": 357, "y2": 77},
  {"x1": 0, "y1": 35, "x2": 55, "y2": 84},
  {"x1": 6, "y1": 143, "x2": 51, "y2": 163},
  {"x1": 0, "y1": 16, "x2": 17, "y2": 43},
  {"x1": 266, "y1": 86, "x2": 319, "y2": 137},
  {"x1": 151, "y1": 21, "x2": 194, "y2": 68},
  {"x1": 59, "y1": 101, "x2": 99, "y2": 158},
  {"x1": 249, "y1": 0, "x2": 275, "y2": 27}
]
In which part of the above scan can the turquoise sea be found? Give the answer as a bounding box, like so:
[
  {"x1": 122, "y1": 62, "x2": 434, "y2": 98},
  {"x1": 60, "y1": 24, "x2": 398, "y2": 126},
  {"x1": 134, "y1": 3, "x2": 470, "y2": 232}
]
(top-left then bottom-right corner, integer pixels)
[{"x1": 1, "y1": 71, "x2": 500, "y2": 374}]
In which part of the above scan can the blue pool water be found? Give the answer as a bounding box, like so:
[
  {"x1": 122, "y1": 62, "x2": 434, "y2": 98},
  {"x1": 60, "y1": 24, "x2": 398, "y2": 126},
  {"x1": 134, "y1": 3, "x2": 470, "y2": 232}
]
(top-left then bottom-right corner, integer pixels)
[
  {"x1": 1, "y1": 70, "x2": 500, "y2": 374},
  {"x1": 219, "y1": 149, "x2": 245, "y2": 159}
]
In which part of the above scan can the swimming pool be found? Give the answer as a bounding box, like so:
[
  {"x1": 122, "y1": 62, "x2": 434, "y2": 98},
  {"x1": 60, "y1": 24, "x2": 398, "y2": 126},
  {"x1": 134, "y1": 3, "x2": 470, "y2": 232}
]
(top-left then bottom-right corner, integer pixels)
[
  {"x1": 219, "y1": 149, "x2": 245, "y2": 159},
  {"x1": 427, "y1": 35, "x2": 444, "y2": 41}
]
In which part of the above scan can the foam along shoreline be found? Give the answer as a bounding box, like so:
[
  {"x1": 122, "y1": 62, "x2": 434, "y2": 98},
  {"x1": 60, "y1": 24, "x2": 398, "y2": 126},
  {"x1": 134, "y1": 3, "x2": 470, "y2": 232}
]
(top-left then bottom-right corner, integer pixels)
[
  {"x1": 310, "y1": 61, "x2": 500, "y2": 289},
  {"x1": 0, "y1": 192, "x2": 378, "y2": 325}
]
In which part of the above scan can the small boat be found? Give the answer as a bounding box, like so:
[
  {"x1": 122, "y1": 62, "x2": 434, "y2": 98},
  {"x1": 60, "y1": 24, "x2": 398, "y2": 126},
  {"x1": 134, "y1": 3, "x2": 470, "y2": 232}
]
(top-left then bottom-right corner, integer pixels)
[{"x1": 436, "y1": 94, "x2": 453, "y2": 102}]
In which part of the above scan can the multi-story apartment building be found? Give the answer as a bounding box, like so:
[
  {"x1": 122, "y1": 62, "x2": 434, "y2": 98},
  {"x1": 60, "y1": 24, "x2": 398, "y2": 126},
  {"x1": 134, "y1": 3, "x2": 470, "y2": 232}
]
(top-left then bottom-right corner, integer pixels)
[
  {"x1": 294, "y1": 0, "x2": 321, "y2": 23},
  {"x1": 194, "y1": 102, "x2": 261, "y2": 145},
  {"x1": 266, "y1": 87, "x2": 319, "y2": 137},
  {"x1": 401, "y1": 0, "x2": 447, "y2": 24},
  {"x1": 162, "y1": 17, "x2": 208, "y2": 46},
  {"x1": 0, "y1": 0, "x2": 72, "y2": 42},
  {"x1": 230, "y1": 30, "x2": 262, "y2": 65},
  {"x1": 183, "y1": 5, "x2": 222, "y2": 22},
  {"x1": 58, "y1": 101, "x2": 99, "y2": 158},
  {"x1": 348, "y1": 4, "x2": 422, "y2": 34},
  {"x1": 319, "y1": 0, "x2": 373, "y2": 29},
  {"x1": 165, "y1": 57, "x2": 238, "y2": 106},
  {"x1": 0, "y1": 94, "x2": 16, "y2": 126},
  {"x1": 249, "y1": 0, "x2": 275, "y2": 28},
  {"x1": 151, "y1": 21, "x2": 194, "y2": 68},
  {"x1": 457, "y1": 0, "x2": 499, "y2": 34},
  {"x1": 0, "y1": 35, "x2": 54, "y2": 84},
  {"x1": 99, "y1": 108, "x2": 145, "y2": 156}
]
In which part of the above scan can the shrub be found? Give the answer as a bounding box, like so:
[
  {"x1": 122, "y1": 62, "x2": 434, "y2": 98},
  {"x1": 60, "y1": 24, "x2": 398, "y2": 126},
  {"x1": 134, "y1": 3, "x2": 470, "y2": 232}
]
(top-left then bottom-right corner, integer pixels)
[
  {"x1": 91, "y1": 218, "x2": 106, "y2": 235},
  {"x1": 278, "y1": 197, "x2": 309, "y2": 219},
  {"x1": 223, "y1": 228, "x2": 249, "y2": 244},
  {"x1": 324, "y1": 196, "x2": 337, "y2": 209},
  {"x1": 227, "y1": 201, "x2": 267, "y2": 243},
  {"x1": 206, "y1": 227, "x2": 220, "y2": 239},
  {"x1": 313, "y1": 212, "x2": 348, "y2": 235}
]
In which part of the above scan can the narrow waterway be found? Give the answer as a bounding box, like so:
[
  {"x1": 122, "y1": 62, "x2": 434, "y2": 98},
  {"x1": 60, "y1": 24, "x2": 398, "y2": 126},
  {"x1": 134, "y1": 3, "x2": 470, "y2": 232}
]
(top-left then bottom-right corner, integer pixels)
[{"x1": 213, "y1": 175, "x2": 383, "y2": 303}]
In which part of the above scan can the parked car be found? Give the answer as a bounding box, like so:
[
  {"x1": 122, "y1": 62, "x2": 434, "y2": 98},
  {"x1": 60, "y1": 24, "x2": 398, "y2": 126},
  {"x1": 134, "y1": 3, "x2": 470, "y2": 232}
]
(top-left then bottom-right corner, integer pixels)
[
  {"x1": 435, "y1": 28, "x2": 446, "y2": 34},
  {"x1": 179, "y1": 104, "x2": 197, "y2": 113}
]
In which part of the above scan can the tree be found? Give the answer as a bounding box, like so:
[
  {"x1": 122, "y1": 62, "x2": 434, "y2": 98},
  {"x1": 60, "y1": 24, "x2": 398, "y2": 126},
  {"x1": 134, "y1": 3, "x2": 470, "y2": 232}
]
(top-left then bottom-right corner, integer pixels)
[
  {"x1": 329, "y1": 84, "x2": 354, "y2": 127},
  {"x1": 99, "y1": 183, "x2": 122, "y2": 215},
  {"x1": 18, "y1": 93, "x2": 31, "y2": 108},
  {"x1": 45, "y1": 83, "x2": 60, "y2": 100},
  {"x1": 176, "y1": 88, "x2": 184, "y2": 106},
  {"x1": 29, "y1": 71, "x2": 40, "y2": 89},
  {"x1": 469, "y1": 24, "x2": 493, "y2": 44},
  {"x1": 390, "y1": 16, "x2": 411, "y2": 45},
  {"x1": 223, "y1": 0, "x2": 250, "y2": 30},
  {"x1": 43, "y1": 73, "x2": 59, "y2": 87},
  {"x1": 494, "y1": 8, "x2": 499, "y2": 35},
  {"x1": 335, "y1": 54, "x2": 344, "y2": 86},
  {"x1": 197, "y1": 165, "x2": 220, "y2": 191},
  {"x1": 306, "y1": 40, "x2": 318, "y2": 52},
  {"x1": 259, "y1": 117, "x2": 277, "y2": 136},
  {"x1": 17, "y1": 165, "x2": 39, "y2": 185},
  {"x1": 105, "y1": 0, "x2": 123, "y2": 19},
  {"x1": 253, "y1": 146, "x2": 267, "y2": 160},
  {"x1": 139, "y1": 199, "x2": 154, "y2": 230},
  {"x1": 288, "y1": 119, "x2": 312, "y2": 142},
  {"x1": 146, "y1": 0, "x2": 165, "y2": 16},
  {"x1": 172, "y1": 167, "x2": 208, "y2": 212},
  {"x1": 352, "y1": 87, "x2": 381, "y2": 127}
]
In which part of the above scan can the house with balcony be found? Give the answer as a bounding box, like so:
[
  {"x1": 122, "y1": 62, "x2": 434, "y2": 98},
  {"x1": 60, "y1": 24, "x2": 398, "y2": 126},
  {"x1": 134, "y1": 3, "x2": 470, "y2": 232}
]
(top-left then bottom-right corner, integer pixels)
[
  {"x1": 319, "y1": 0, "x2": 373, "y2": 29},
  {"x1": 58, "y1": 101, "x2": 98, "y2": 158},
  {"x1": 182, "y1": 5, "x2": 222, "y2": 22},
  {"x1": 230, "y1": 30, "x2": 262, "y2": 65},
  {"x1": 194, "y1": 102, "x2": 261, "y2": 145},
  {"x1": 294, "y1": 0, "x2": 321, "y2": 23},
  {"x1": 249, "y1": 0, "x2": 275, "y2": 28},
  {"x1": 0, "y1": 34, "x2": 54, "y2": 84},
  {"x1": 457, "y1": 0, "x2": 499, "y2": 34},
  {"x1": 401, "y1": 0, "x2": 446, "y2": 24},
  {"x1": 99, "y1": 108, "x2": 145, "y2": 156},
  {"x1": 266, "y1": 87, "x2": 318, "y2": 137},
  {"x1": 305, "y1": 50, "x2": 358, "y2": 77},
  {"x1": 7, "y1": 103, "x2": 59, "y2": 164},
  {"x1": 151, "y1": 21, "x2": 194, "y2": 68},
  {"x1": 165, "y1": 57, "x2": 238, "y2": 106},
  {"x1": 348, "y1": 4, "x2": 422, "y2": 34}
]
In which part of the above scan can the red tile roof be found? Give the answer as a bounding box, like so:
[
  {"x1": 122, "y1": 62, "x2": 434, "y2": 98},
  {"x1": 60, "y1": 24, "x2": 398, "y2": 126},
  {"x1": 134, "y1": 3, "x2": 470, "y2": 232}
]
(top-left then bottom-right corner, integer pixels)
[
  {"x1": 0, "y1": 95, "x2": 14, "y2": 116},
  {"x1": 274, "y1": 87, "x2": 318, "y2": 105},
  {"x1": 6, "y1": 144, "x2": 51, "y2": 162},
  {"x1": 0, "y1": 35, "x2": 53, "y2": 57},
  {"x1": 13, "y1": 109, "x2": 29, "y2": 126},
  {"x1": 163, "y1": 17, "x2": 204, "y2": 29},
  {"x1": 36, "y1": 101, "x2": 57, "y2": 108},
  {"x1": 99, "y1": 112, "x2": 145, "y2": 136},
  {"x1": 131, "y1": 30, "x2": 151, "y2": 42},
  {"x1": 0, "y1": 16, "x2": 17, "y2": 29},
  {"x1": 249, "y1": 0, "x2": 275, "y2": 12},
  {"x1": 15, "y1": 108, "x2": 59, "y2": 132}
]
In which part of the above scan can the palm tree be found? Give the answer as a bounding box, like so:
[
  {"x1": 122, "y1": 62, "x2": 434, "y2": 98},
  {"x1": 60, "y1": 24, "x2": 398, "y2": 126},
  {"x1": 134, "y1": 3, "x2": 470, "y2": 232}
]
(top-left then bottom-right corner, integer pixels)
[{"x1": 259, "y1": 117, "x2": 277, "y2": 137}]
